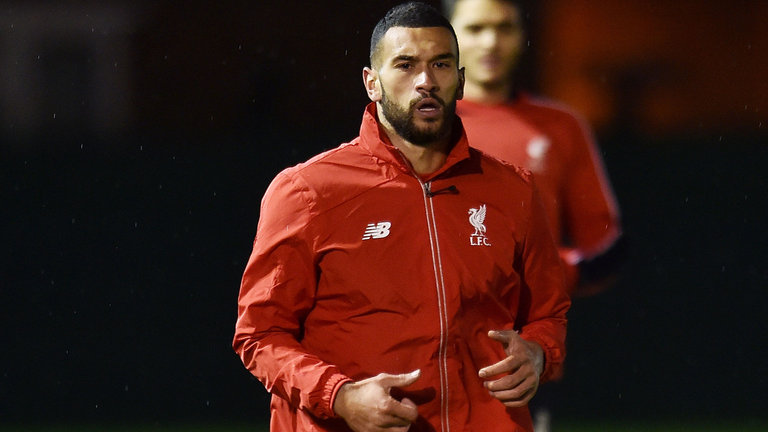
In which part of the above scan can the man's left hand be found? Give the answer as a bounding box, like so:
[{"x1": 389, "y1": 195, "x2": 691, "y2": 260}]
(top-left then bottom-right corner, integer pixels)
[{"x1": 478, "y1": 329, "x2": 544, "y2": 408}]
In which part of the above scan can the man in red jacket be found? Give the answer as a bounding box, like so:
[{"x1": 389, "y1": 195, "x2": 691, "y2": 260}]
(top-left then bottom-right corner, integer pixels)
[
  {"x1": 443, "y1": 1, "x2": 626, "y2": 430},
  {"x1": 233, "y1": 2, "x2": 570, "y2": 431},
  {"x1": 444, "y1": 0, "x2": 625, "y2": 297}
]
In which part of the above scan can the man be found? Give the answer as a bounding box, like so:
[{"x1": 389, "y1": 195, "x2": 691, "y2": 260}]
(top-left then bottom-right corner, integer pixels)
[
  {"x1": 444, "y1": 0, "x2": 624, "y2": 296},
  {"x1": 444, "y1": 1, "x2": 625, "y2": 430},
  {"x1": 233, "y1": 2, "x2": 569, "y2": 431}
]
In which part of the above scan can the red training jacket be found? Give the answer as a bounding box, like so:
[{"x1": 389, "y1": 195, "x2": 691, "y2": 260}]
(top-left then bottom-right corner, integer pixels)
[
  {"x1": 457, "y1": 95, "x2": 622, "y2": 294},
  {"x1": 233, "y1": 103, "x2": 570, "y2": 432}
]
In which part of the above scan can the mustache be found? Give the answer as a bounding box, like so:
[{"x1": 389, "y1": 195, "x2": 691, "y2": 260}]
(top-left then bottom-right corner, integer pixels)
[{"x1": 409, "y1": 93, "x2": 446, "y2": 109}]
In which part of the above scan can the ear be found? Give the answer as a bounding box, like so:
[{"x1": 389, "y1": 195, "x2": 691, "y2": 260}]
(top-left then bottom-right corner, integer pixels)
[
  {"x1": 456, "y1": 67, "x2": 465, "y2": 101},
  {"x1": 363, "y1": 67, "x2": 382, "y2": 102}
]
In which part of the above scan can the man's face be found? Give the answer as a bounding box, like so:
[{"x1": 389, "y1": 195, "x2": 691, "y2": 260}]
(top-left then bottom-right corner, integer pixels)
[
  {"x1": 451, "y1": 0, "x2": 524, "y2": 88},
  {"x1": 370, "y1": 26, "x2": 463, "y2": 146}
]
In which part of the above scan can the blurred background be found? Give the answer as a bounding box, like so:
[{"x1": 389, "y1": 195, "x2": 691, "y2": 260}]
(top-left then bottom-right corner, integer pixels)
[{"x1": 2, "y1": 0, "x2": 766, "y2": 429}]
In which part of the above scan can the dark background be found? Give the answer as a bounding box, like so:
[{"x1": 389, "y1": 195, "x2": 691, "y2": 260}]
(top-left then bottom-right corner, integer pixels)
[{"x1": 2, "y1": 0, "x2": 766, "y2": 427}]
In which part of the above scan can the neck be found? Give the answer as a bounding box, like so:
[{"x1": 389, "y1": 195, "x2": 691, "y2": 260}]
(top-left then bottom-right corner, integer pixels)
[
  {"x1": 378, "y1": 114, "x2": 451, "y2": 176},
  {"x1": 462, "y1": 79, "x2": 513, "y2": 105}
]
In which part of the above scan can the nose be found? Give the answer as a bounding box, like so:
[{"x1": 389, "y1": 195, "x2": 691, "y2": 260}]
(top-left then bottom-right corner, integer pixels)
[
  {"x1": 479, "y1": 28, "x2": 498, "y2": 49},
  {"x1": 415, "y1": 68, "x2": 438, "y2": 94}
]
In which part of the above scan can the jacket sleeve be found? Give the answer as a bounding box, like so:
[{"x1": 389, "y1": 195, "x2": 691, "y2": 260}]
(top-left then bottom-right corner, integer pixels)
[
  {"x1": 560, "y1": 113, "x2": 623, "y2": 295},
  {"x1": 232, "y1": 170, "x2": 351, "y2": 419},
  {"x1": 515, "y1": 183, "x2": 571, "y2": 383}
]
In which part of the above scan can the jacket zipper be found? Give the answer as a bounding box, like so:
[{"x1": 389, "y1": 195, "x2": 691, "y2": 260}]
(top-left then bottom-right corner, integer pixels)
[
  {"x1": 421, "y1": 180, "x2": 451, "y2": 432},
  {"x1": 394, "y1": 149, "x2": 452, "y2": 431}
]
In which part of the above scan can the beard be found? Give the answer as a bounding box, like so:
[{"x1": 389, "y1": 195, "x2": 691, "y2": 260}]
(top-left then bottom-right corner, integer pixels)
[{"x1": 379, "y1": 87, "x2": 458, "y2": 147}]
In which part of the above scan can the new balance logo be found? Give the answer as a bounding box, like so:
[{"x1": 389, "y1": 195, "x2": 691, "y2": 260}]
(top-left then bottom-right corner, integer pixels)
[{"x1": 362, "y1": 221, "x2": 391, "y2": 240}]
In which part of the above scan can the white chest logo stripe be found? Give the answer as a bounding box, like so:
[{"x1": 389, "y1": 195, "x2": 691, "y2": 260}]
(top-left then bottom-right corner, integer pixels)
[
  {"x1": 468, "y1": 204, "x2": 491, "y2": 246},
  {"x1": 526, "y1": 136, "x2": 551, "y2": 173},
  {"x1": 362, "y1": 221, "x2": 391, "y2": 240}
]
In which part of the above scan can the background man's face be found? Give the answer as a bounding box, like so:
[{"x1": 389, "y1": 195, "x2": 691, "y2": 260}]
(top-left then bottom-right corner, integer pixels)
[{"x1": 451, "y1": 0, "x2": 524, "y2": 88}]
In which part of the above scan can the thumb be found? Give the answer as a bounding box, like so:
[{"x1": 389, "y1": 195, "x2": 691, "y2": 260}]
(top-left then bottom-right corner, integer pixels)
[
  {"x1": 380, "y1": 369, "x2": 421, "y2": 389},
  {"x1": 487, "y1": 329, "x2": 519, "y2": 346}
]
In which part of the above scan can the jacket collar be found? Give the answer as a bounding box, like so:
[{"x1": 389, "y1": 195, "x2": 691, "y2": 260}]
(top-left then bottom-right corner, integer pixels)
[{"x1": 358, "y1": 102, "x2": 471, "y2": 181}]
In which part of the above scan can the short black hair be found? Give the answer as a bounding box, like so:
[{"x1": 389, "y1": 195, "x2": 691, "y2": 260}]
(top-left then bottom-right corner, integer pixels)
[
  {"x1": 370, "y1": 1, "x2": 459, "y2": 67},
  {"x1": 441, "y1": 0, "x2": 525, "y2": 21}
]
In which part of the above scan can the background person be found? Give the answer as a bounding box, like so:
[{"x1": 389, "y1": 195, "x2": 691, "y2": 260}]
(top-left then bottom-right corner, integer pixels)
[
  {"x1": 443, "y1": 0, "x2": 625, "y2": 298},
  {"x1": 443, "y1": 0, "x2": 627, "y2": 430}
]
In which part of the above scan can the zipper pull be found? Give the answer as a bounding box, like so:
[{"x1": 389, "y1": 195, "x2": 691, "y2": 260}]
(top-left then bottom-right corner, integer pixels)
[{"x1": 425, "y1": 183, "x2": 458, "y2": 197}]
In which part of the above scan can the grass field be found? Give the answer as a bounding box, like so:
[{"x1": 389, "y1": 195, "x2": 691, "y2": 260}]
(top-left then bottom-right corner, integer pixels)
[
  {"x1": 556, "y1": 420, "x2": 768, "y2": 432},
  {"x1": 2, "y1": 420, "x2": 768, "y2": 432}
]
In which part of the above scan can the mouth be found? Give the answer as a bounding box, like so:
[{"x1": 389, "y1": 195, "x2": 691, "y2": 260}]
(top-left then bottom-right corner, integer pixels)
[
  {"x1": 414, "y1": 98, "x2": 443, "y2": 118},
  {"x1": 479, "y1": 55, "x2": 501, "y2": 70}
]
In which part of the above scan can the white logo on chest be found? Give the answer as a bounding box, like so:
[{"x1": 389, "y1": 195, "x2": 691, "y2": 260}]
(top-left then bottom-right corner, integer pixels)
[
  {"x1": 526, "y1": 136, "x2": 550, "y2": 173},
  {"x1": 468, "y1": 204, "x2": 491, "y2": 246},
  {"x1": 362, "y1": 221, "x2": 391, "y2": 240}
]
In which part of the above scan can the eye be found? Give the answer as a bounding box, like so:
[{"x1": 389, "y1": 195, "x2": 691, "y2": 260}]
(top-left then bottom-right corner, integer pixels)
[
  {"x1": 395, "y1": 62, "x2": 413, "y2": 71},
  {"x1": 497, "y1": 22, "x2": 521, "y2": 35},
  {"x1": 465, "y1": 24, "x2": 483, "y2": 34},
  {"x1": 434, "y1": 61, "x2": 450, "y2": 69}
]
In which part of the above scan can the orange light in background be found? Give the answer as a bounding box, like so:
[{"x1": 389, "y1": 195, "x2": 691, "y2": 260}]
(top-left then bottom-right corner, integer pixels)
[{"x1": 536, "y1": 0, "x2": 768, "y2": 136}]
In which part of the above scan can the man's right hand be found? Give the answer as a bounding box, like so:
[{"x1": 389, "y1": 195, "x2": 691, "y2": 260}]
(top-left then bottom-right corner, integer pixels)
[{"x1": 333, "y1": 369, "x2": 421, "y2": 432}]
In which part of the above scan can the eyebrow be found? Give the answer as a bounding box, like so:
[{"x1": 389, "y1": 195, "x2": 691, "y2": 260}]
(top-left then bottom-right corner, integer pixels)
[{"x1": 391, "y1": 52, "x2": 456, "y2": 63}]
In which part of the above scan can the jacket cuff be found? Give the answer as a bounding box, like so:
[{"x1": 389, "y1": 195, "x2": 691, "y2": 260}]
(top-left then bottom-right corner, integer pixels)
[
  {"x1": 539, "y1": 342, "x2": 565, "y2": 382},
  {"x1": 521, "y1": 333, "x2": 565, "y2": 383},
  {"x1": 324, "y1": 373, "x2": 354, "y2": 419},
  {"x1": 558, "y1": 247, "x2": 581, "y2": 296}
]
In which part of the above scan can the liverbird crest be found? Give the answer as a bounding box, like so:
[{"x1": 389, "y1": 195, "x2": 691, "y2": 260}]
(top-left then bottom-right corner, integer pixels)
[{"x1": 468, "y1": 204, "x2": 487, "y2": 237}]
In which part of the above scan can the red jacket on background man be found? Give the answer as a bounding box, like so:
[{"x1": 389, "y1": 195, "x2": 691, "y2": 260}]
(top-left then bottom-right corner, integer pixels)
[
  {"x1": 233, "y1": 103, "x2": 571, "y2": 431},
  {"x1": 457, "y1": 94, "x2": 623, "y2": 295}
]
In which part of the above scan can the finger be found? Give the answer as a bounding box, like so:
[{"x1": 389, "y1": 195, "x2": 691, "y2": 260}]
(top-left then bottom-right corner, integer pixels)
[
  {"x1": 487, "y1": 329, "x2": 520, "y2": 345},
  {"x1": 483, "y1": 371, "x2": 526, "y2": 392},
  {"x1": 479, "y1": 355, "x2": 522, "y2": 378},
  {"x1": 487, "y1": 374, "x2": 536, "y2": 398},
  {"x1": 388, "y1": 397, "x2": 419, "y2": 424},
  {"x1": 379, "y1": 369, "x2": 421, "y2": 389},
  {"x1": 379, "y1": 412, "x2": 414, "y2": 428},
  {"x1": 490, "y1": 383, "x2": 538, "y2": 408},
  {"x1": 372, "y1": 398, "x2": 417, "y2": 428}
]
